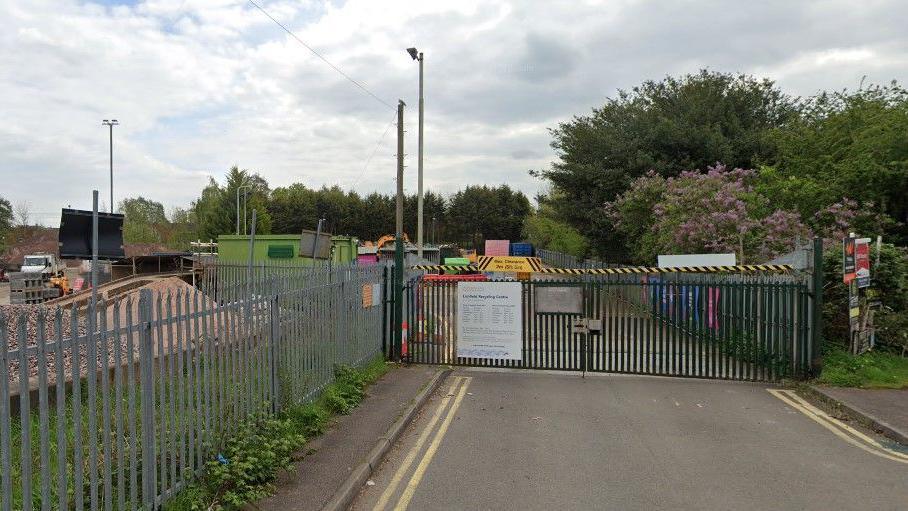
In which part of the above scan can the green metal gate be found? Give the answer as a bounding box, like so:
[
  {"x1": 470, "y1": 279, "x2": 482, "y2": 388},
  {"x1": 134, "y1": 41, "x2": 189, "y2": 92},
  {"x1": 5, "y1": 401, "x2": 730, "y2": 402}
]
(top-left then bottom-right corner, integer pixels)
[{"x1": 403, "y1": 274, "x2": 811, "y2": 381}]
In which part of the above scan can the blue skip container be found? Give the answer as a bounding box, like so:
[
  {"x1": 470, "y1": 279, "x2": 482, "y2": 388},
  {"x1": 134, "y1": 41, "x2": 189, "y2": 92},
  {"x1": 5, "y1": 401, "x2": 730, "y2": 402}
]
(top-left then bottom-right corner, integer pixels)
[{"x1": 509, "y1": 243, "x2": 534, "y2": 256}]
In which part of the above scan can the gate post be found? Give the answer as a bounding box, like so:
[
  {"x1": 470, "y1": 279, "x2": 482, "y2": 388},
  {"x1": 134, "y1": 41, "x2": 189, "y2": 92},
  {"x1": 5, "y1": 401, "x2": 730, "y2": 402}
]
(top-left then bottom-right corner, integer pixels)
[
  {"x1": 582, "y1": 282, "x2": 590, "y2": 376},
  {"x1": 138, "y1": 289, "x2": 156, "y2": 508},
  {"x1": 393, "y1": 261, "x2": 403, "y2": 362},
  {"x1": 810, "y1": 237, "x2": 824, "y2": 376},
  {"x1": 381, "y1": 265, "x2": 388, "y2": 358}
]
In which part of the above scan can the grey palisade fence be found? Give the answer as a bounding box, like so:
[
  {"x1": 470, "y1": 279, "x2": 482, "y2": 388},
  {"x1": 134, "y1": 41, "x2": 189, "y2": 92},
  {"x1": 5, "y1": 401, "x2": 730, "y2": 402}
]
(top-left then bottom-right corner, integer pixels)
[{"x1": 1, "y1": 262, "x2": 387, "y2": 510}]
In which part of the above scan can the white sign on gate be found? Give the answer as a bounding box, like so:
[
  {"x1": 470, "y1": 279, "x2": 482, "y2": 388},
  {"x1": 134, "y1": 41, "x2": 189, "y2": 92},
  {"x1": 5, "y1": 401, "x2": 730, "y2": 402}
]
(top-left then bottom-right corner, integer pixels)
[
  {"x1": 657, "y1": 253, "x2": 736, "y2": 268},
  {"x1": 456, "y1": 281, "x2": 523, "y2": 361}
]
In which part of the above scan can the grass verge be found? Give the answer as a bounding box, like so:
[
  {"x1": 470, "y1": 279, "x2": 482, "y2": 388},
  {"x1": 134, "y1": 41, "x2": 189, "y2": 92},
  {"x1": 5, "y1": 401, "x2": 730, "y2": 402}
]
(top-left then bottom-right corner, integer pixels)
[
  {"x1": 163, "y1": 356, "x2": 389, "y2": 511},
  {"x1": 816, "y1": 348, "x2": 908, "y2": 388}
]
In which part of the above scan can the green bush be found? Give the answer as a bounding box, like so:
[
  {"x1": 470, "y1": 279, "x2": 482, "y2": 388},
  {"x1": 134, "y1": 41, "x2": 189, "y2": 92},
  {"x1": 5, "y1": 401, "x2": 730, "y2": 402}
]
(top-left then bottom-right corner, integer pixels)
[
  {"x1": 203, "y1": 415, "x2": 304, "y2": 509},
  {"x1": 522, "y1": 208, "x2": 590, "y2": 257},
  {"x1": 165, "y1": 414, "x2": 305, "y2": 511}
]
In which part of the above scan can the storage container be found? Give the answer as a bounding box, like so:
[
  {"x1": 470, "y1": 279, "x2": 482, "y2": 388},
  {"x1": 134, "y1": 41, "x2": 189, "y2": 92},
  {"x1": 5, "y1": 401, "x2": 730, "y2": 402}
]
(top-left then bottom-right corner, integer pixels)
[
  {"x1": 509, "y1": 242, "x2": 534, "y2": 256},
  {"x1": 357, "y1": 254, "x2": 378, "y2": 265},
  {"x1": 484, "y1": 239, "x2": 510, "y2": 256}
]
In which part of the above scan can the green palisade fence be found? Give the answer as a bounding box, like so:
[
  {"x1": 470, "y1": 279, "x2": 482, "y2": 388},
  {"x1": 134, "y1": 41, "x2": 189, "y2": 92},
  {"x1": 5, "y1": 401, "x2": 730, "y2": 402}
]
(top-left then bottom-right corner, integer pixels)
[{"x1": 404, "y1": 273, "x2": 811, "y2": 380}]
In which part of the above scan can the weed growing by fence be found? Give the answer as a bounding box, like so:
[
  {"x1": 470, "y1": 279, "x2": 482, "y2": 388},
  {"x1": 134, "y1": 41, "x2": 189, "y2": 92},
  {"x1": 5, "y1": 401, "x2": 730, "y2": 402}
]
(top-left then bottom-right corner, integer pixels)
[
  {"x1": 718, "y1": 329, "x2": 791, "y2": 376},
  {"x1": 165, "y1": 357, "x2": 389, "y2": 511},
  {"x1": 816, "y1": 349, "x2": 908, "y2": 388}
]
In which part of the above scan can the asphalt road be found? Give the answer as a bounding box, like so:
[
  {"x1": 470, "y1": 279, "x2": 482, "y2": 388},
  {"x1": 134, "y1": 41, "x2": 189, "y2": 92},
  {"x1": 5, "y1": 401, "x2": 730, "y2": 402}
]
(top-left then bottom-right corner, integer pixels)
[{"x1": 353, "y1": 369, "x2": 908, "y2": 511}]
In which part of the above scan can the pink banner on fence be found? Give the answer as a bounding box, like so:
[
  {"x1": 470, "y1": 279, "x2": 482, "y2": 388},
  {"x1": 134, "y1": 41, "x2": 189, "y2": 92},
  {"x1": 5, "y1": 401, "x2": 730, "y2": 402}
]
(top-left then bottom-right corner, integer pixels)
[{"x1": 707, "y1": 287, "x2": 720, "y2": 331}]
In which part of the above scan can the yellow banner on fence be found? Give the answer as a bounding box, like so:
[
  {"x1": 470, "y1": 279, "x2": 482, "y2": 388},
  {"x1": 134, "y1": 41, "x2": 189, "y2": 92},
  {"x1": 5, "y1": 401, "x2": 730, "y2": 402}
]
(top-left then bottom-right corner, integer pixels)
[
  {"x1": 476, "y1": 256, "x2": 543, "y2": 273},
  {"x1": 362, "y1": 283, "x2": 373, "y2": 307}
]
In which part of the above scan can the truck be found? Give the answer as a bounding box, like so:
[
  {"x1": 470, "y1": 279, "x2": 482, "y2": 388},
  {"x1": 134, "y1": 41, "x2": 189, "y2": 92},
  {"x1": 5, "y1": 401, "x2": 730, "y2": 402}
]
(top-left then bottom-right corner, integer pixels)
[
  {"x1": 9, "y1": 254, "x2": 71, "y2": 304},
  {"x1": 20, "y1": 253, "x2": 64, "y2": 278}
]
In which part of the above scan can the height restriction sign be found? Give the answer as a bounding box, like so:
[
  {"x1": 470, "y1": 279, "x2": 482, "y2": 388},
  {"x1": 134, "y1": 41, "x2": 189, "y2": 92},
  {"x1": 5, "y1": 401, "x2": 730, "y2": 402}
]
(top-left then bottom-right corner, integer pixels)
[{"x1": 476, "y1": 256, "x2": 543, "y2": 273}]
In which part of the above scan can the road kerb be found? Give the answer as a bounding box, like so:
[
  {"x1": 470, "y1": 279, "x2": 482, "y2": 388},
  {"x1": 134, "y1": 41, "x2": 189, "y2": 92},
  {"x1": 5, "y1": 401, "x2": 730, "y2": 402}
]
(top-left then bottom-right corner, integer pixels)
[
  {"x1": 799, "y1": 385, "x2": 908, "y2": 447},
  {"x1": 321, "y1": 367, "x2": 452, "y2": 511}
]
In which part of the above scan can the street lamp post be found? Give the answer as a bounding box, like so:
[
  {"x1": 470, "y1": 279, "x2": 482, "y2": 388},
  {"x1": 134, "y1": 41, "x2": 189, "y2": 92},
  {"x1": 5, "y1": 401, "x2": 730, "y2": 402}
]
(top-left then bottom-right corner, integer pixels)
[
  {"x1": 406, "y1": 47, "x2": 424, "y2": 259},
  {"x1": 102, "y1": 119, "x2": 119, "y2": 212}
]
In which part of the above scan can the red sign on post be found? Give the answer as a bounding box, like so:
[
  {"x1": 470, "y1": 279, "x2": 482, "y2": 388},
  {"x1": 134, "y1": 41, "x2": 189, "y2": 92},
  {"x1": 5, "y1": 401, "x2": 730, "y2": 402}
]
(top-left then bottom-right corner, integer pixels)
[{"x1": 855, "y1": 238, "x2": 871, "y2": 288}]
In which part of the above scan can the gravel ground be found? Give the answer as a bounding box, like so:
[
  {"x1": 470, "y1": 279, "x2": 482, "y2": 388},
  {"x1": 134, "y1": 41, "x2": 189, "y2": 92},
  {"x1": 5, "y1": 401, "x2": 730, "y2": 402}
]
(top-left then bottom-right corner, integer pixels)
[{"x1": 2, "y1": 277, "x2": 223, "y2": 391}]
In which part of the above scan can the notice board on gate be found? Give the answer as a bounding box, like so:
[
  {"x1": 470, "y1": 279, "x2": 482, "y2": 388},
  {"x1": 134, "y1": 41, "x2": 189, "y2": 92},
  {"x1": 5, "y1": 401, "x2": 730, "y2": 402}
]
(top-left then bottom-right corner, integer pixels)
[{"x1": 456, "y1": 281, "x2": 523, "y2": 361}]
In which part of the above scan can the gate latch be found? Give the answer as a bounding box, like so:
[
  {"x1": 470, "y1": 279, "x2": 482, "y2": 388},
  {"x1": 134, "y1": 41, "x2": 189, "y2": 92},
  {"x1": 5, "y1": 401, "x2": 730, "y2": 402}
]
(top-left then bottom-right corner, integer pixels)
[{"x1": 572, "y1": 318, "x2": 602, "y2": 334}]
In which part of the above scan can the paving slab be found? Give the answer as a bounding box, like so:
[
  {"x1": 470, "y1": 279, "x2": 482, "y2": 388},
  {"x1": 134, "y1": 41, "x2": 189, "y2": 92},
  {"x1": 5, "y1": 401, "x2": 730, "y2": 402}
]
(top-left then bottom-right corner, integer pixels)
[{"x1": 252, "y1": 364, "x2": 440, "y2": 511}]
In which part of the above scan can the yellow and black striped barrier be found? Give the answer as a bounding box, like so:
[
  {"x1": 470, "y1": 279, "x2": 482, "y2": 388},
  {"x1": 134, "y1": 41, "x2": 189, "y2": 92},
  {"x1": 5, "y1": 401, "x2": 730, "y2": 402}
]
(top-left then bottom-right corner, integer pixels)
[
  {"x1": 409, "y1": 264, "x2": 793, "y2": 274},
  {"x1": 542, "y1": 264, "x2": 793, "y2": 274},
  {"x1": 411, "y1": 265, "x2": 476, "y2": 272}
]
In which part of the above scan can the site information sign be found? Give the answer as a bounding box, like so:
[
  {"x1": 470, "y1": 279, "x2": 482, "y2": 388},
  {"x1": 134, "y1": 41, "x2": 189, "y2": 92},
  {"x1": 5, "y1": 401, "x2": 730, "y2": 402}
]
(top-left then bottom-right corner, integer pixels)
[
  {"x1": 843, "y1": 237, "x2": 856, "y2": 283},
  {"x1": 456, "y1": 281, "x2": 523, "y2": 360}
]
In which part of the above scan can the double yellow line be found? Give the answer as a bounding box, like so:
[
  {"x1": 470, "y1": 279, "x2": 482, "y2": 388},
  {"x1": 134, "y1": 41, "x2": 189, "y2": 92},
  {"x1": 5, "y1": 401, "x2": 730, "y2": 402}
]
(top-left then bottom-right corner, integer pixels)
[
  {"x1": 768, "y1": 389, "x2": 908, "y2": 464},
  {"x1": 373, "y1": 376, "x2": 473, "y2": 511}
]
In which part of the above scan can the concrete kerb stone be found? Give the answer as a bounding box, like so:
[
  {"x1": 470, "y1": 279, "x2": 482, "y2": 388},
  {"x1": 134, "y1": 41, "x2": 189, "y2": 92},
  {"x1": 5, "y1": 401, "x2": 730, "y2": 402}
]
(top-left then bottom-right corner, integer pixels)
[
  {"x1": 799, "y1": 385, "x2": 908, "y2": 447},
  {"x1": 321, "y1": 367, "x2": 452, "y2": 511}
]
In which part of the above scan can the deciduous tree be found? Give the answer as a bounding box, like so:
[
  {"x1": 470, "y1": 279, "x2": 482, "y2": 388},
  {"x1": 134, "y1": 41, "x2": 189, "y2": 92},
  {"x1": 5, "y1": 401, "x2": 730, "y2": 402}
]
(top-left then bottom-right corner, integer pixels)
[{"x1": 536, "y1": 70, "x2": 797, "y2": 256}]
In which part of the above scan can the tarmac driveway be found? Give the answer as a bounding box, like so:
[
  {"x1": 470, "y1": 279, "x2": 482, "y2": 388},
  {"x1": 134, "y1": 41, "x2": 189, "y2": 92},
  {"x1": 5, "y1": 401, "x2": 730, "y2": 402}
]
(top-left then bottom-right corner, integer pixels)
[{"x1": 353, "y1": 368, "x2": 908, "y2": 511}]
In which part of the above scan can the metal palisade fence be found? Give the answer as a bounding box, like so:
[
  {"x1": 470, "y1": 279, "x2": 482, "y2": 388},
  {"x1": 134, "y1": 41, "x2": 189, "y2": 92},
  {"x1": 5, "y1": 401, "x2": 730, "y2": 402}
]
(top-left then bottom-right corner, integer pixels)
[
  {"x1": 0, "y1": 261, "x2": 387, "y2": 510},
  {"x1": 537, "y1": 248, "x2": 611, "y2": 269},
  {"x1": 405, "y1": 272, "x2": 812, "y2": 381}
]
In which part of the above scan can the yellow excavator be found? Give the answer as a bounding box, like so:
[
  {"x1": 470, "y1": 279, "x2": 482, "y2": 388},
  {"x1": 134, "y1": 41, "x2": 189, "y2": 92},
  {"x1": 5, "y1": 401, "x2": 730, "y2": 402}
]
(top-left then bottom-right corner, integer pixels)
[
  {"x1": 358, "y1": 234, "x2": 411, "y2": 264},
  {"x1": 370, "y1": 233, "x2": 410, "y2": 251},
  {"x1": 49, "y1": 275, "x2": 72, "y2": 295}
]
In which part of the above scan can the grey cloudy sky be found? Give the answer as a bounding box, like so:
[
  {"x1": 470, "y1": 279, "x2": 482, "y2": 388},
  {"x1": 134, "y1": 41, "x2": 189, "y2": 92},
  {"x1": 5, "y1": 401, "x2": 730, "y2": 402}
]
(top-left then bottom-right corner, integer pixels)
[{"x1": 2, "y1": 0, "x2": 906, "y2": 225}]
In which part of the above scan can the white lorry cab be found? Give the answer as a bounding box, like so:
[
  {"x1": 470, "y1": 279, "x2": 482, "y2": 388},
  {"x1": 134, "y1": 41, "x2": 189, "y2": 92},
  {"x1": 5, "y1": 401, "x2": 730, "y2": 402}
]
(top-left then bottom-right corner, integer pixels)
[{"x1": 21, "y1": 254, "x2": 63, "y2": 277}]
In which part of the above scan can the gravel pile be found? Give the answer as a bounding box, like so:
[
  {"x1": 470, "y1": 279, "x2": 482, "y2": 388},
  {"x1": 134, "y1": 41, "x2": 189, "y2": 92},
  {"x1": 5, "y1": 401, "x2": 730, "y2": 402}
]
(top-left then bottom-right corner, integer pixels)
[
  {"x1": 3, "y1": 277, "x2": 222, "y2": 391},
  {"x1": 1, "y1": 305, "x2": 87, "y2": 388}
]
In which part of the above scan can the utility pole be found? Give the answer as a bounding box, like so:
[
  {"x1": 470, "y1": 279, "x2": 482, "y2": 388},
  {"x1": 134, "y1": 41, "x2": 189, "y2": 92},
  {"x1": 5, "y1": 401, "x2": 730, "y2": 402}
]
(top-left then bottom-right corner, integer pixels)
[
  {"x1": 394, "y1": 99, "x2": 406, "y2": 361},
  {"x1": 236, "y1": 183, "x2": 251, "y2": 235},
  {"x1": 417, "y1": 52, "x2": 424, "y2": 259},
  {"x1": 406, "y1": 47, "x2": 425, "y2": 259},
  {"x1": 102, "y1": 119, "x2": 118, "y2": 213}
]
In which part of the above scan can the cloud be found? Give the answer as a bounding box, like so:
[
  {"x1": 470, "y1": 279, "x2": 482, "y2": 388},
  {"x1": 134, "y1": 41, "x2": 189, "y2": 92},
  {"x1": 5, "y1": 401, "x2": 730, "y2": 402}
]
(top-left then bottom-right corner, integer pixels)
[{"x1": 1, "y1": 0, "x2": 906, "y2": 225}]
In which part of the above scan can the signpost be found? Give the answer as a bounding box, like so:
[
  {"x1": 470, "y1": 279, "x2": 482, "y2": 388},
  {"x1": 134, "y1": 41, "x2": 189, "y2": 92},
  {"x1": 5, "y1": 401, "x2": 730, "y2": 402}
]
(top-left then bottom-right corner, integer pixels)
[
  {"x1": 456, "y1": 281, "x2": 523, "y2": 360},
  {"x1": 844, "y1": 235, "x2": 875, "y2": 354}
]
